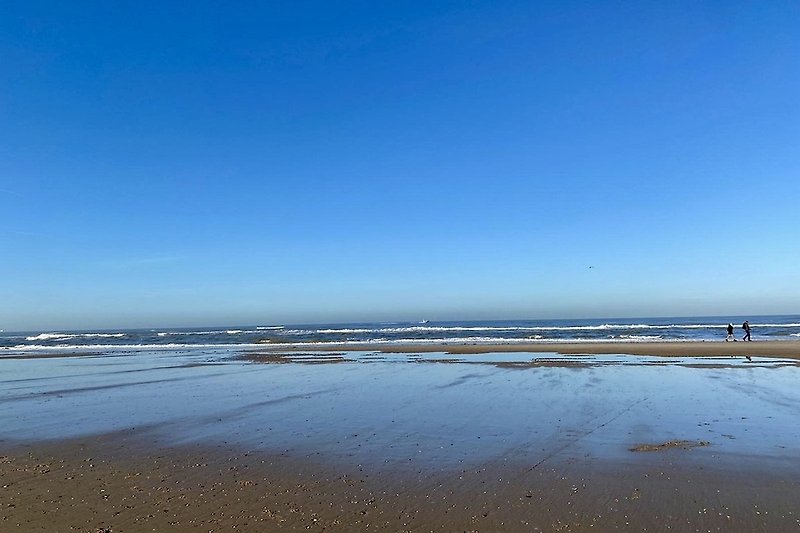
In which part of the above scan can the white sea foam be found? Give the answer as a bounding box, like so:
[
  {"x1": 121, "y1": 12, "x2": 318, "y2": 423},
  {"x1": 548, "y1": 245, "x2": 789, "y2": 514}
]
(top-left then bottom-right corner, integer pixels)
[
  {"x1": 315, "y1": 328, "x2": 374, "y2": 334},
  {"x1": 259, "y1": 336, "x2": 687, "y2": 348},
  {"x1": 312, "y1": 324, "x2": 703, "y2": 334},
  {"x1": 12, "y1": 320, "x2": 799, "y2": 351},
  {"x1": 311, "y1": 322, "x2": 800, "y2": 335},
  {"x1": 25, "y1": 332, "x2": 126, "y2": 341},
  {"x1": 25, "y1": 333, "x2": 77, "y2": 341},
  {"x1": 0, "y1": 334, "x2": 713, "y2": 354},
  {"x1": 42, "y1": 322, "x2": 796, "y2": 343},
  {"x1": 157, "y1": 330, "x2": 258, "y2": 336},
  {"x1": 383, "y1": 336, "x2": 680, "y2": 344},
  {"x1": 3, "y1": 342, "x2": 263, "y2": 352},
  {"x1": 157, "y1": 330, "x2": 226, "y2": 336},
  {"x1": 314, "y1": 326, "x2": 581, "y2": 334}
]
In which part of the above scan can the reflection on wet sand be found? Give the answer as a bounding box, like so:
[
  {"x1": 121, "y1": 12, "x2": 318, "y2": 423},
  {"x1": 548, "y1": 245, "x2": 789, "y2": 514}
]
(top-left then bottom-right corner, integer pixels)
[
  {"x1": 241, "y1": 349, "x2": 800, "y2": 369},
  {"x1": 1, "y1": 348, "x2": 800, "y2": 531}
]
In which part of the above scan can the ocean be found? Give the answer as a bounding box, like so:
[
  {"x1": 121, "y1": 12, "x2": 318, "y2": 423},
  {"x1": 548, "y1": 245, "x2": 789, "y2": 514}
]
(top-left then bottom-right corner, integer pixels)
[{"x1": 2, "y1": 315, "x2": 799, "y2": 353}]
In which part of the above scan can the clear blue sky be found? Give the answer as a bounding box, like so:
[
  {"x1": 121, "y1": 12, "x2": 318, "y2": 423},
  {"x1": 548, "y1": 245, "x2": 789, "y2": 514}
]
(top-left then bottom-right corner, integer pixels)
[{"x1": 2, "y1": 1, "x2": 798, "y2": 330}]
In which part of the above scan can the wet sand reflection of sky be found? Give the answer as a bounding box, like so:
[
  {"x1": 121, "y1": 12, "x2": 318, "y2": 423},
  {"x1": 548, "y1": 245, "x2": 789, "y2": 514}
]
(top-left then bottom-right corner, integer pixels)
[{"x1": 1, "y1": 349, "x2": 799, "y2": 474}]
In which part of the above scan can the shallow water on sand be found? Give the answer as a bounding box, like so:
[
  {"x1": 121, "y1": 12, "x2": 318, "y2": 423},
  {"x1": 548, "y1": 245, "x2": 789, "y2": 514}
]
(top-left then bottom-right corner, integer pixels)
[{"x1": 2, "y1": 349, "x2": 799, "y2": 475}]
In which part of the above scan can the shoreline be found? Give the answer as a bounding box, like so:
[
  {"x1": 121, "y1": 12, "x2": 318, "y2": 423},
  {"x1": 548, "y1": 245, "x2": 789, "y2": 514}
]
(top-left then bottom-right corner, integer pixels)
[
  {"x1": 6, "y1": 340, "x2": 800, "y2": 361},
  {"x1": 0, "y1": 339, "x2": 800, "y2": 361},
  {"x1": 255, "y1": 339, "x2": 800, "y2": 358},
  {"x1": 3, "y1": 340, "x2": 800, "y2": 360}
]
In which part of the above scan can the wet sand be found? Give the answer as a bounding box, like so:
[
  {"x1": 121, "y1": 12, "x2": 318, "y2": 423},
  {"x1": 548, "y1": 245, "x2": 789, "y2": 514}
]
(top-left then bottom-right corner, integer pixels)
[
  {"x1": 3, "y1": 432, "x2": 799, "y2": 532},
  {"x1": 2, "y1": 349, "x2": 800, "y2": 531},
  {"x1": 257, "y1": 340, "x2": 800, "y2": 358}
]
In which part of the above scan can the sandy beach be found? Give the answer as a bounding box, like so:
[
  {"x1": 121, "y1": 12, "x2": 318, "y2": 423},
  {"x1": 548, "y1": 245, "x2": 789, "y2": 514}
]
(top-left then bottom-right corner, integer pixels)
[
  {"x1": 4, "y1": 431, "x2": 798, "y2": 532},
  {"x1": 257, "y1": 339, "x2": 800, "y2": 358},
  {"x1": 2, "y1": 346, "x2": 800, "y2": 531}
]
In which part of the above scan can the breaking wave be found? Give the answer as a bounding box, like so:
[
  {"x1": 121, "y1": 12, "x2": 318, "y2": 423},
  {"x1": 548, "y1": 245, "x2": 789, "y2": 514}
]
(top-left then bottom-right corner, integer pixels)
[{"x1": 25, "y1": 332, "x2": 127, "y2": 341}]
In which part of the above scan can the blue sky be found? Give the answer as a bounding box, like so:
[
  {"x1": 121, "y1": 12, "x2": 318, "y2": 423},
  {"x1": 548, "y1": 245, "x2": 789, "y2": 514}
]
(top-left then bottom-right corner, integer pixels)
[{"x1": 1, "y1": 1, "x2": 798, "y2": 330}]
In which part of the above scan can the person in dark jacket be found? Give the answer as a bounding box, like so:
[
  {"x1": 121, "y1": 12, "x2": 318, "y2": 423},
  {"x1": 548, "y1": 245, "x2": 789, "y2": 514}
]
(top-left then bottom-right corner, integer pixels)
[
  {"x1": 725, "y1": 323, "x2": 736, "y2": 342},
  {"x1": 742, "y1": 321, "x2": 752, "y2": 342}
]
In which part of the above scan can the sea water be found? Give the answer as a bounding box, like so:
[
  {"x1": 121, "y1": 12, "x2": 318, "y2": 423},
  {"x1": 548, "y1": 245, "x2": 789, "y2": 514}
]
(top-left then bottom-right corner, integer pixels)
[{"x1": 2, "y1": 315, "x2": 799, "y2": 353}]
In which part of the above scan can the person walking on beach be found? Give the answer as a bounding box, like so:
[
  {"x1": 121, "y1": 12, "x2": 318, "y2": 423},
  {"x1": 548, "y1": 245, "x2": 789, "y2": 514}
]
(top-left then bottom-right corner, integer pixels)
[
  {"x1": 725, "y1": 324, "x2": 736, "y2": 342},
  {"x1": 742, "y1": 320, "x2": 752, "y2": 342}
]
